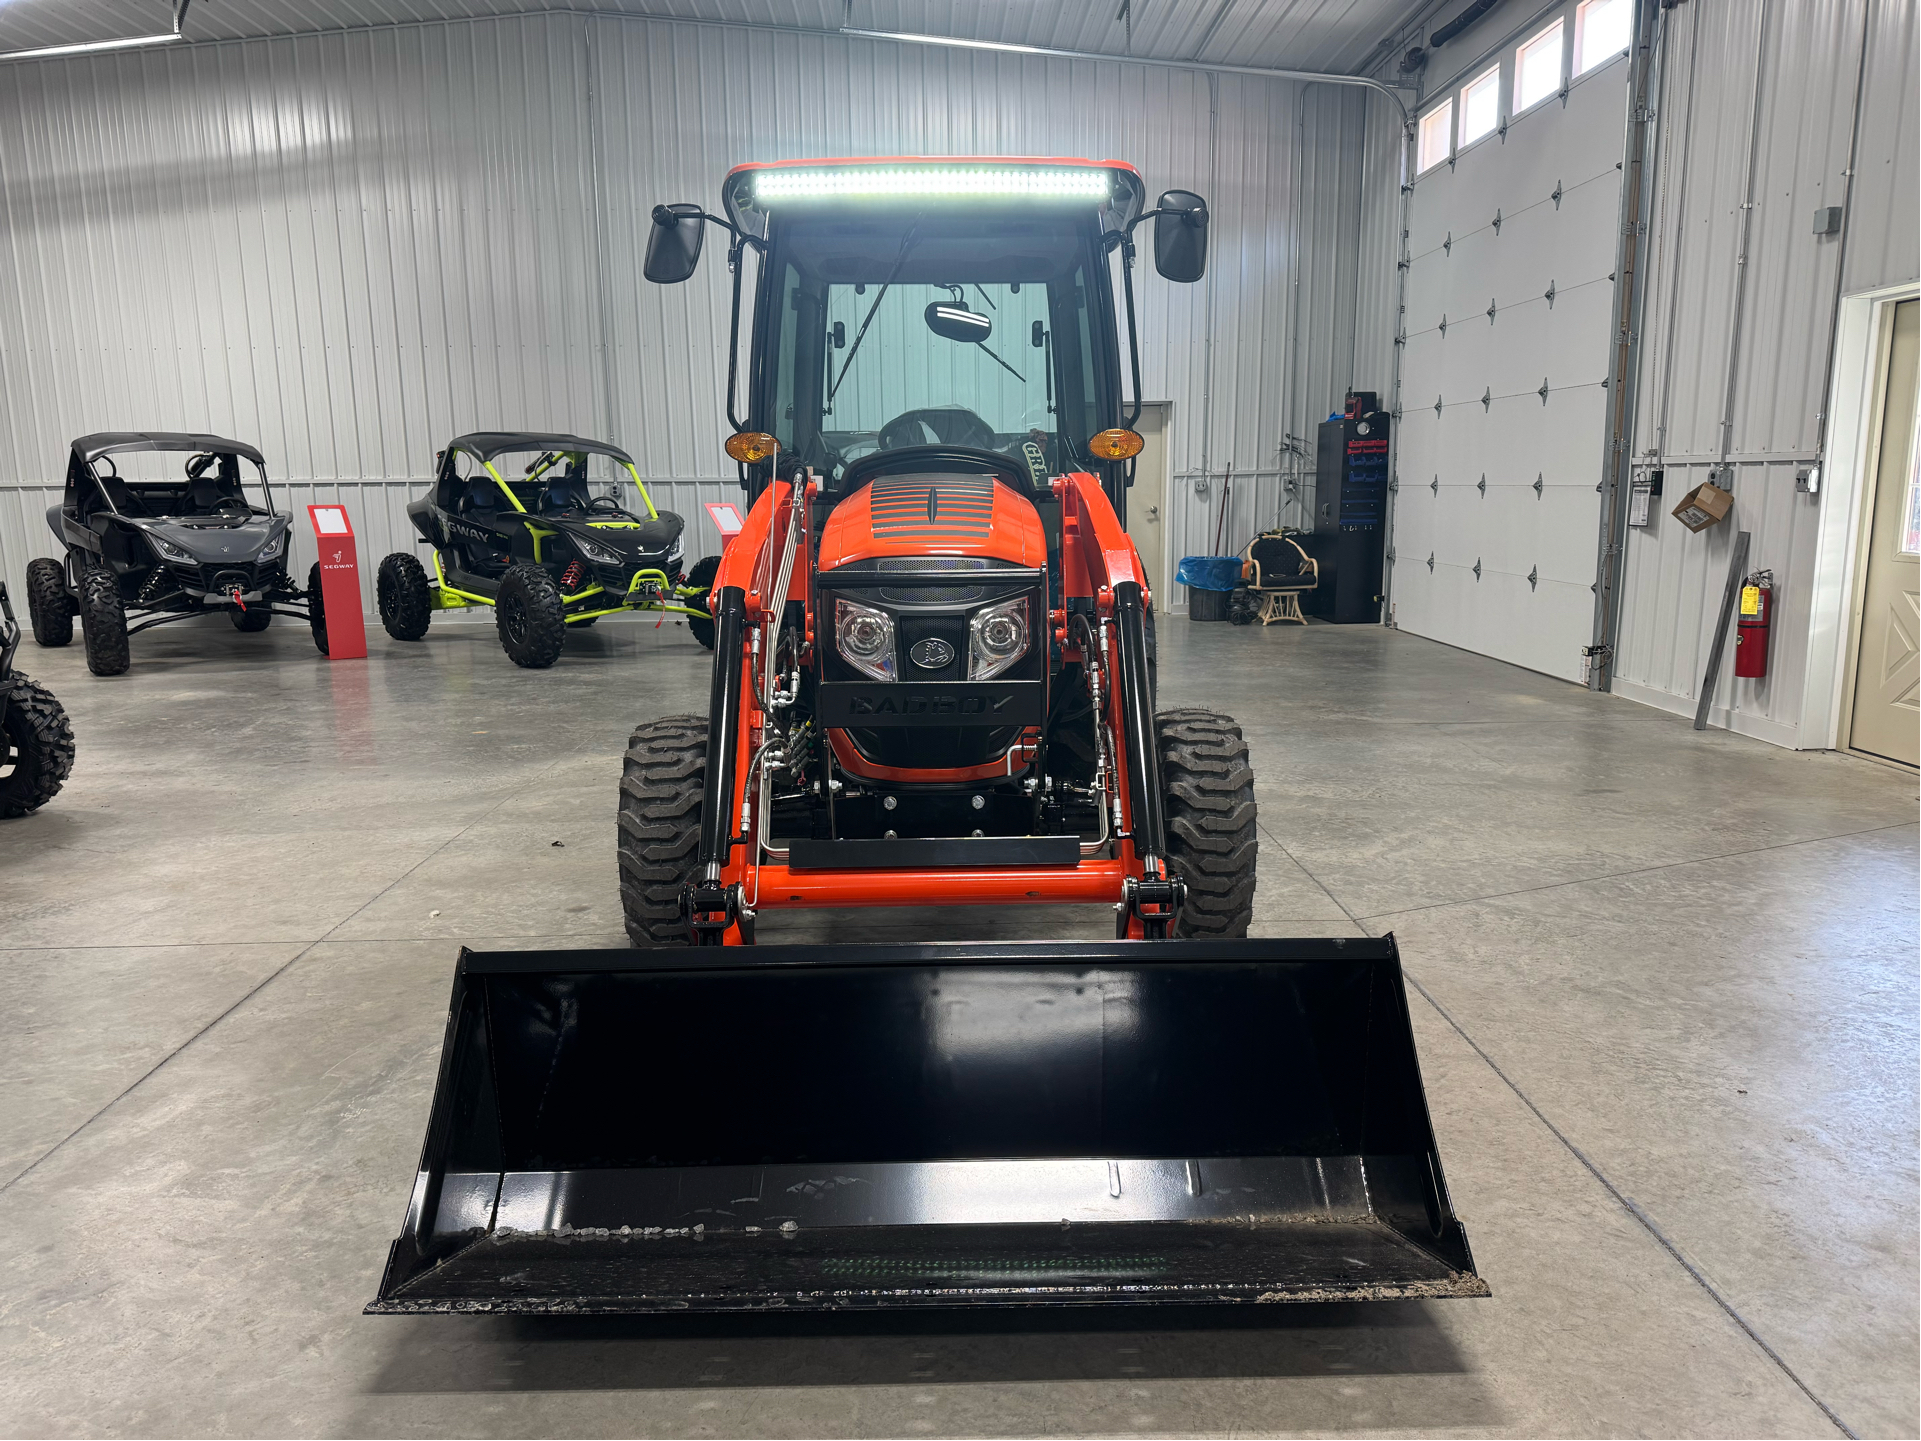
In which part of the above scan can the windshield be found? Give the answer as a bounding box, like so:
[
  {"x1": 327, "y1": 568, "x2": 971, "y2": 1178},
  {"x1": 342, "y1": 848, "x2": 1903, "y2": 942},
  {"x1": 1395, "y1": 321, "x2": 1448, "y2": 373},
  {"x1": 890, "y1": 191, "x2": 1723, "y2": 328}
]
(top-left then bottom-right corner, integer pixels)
[{"x1": 756, "y1": 208, "x2": 1114, "y2": 482}]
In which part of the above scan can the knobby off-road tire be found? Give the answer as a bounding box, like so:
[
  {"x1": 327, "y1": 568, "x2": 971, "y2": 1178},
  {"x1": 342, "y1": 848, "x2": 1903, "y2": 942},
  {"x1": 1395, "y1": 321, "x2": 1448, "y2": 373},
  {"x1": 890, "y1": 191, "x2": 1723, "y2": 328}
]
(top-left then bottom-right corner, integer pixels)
[
  {"x1": 79, "y1": 569, "x2": 130, "y2": 676},
  {"x1": 495, "y1": 563, "x2": 566, "y2": 668},
  {"x1": 617, "y1": 714, "x2": 708, "y2": 946},
  {"x1": 26, "y1": 557, "x2": 74, "y2": 647},
  {"x1": 377, "y1": 552, "x2": 432, "y2": 641},
  {"x1": 307, "y1": 562, "x2": 330, "y2": 656},
  {"x1": 683, "y1": 554, "x2": 721, "y2": 651},
  {"x1": 1156, "y1": 707, "x2": 1257, "y2": 938},
  {"x1": 230, "y1": 605, "x2": 272, "y2": 632},
  {"x1": 0, "y1": 676, "x2": 76, "y2": 817}
]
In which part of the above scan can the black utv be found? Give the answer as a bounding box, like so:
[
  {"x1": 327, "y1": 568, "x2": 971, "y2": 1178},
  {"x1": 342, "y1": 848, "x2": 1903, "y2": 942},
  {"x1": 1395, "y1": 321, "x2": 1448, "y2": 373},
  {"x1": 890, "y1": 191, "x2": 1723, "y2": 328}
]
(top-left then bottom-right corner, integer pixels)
[
  {"x1": 28, "y1": 433, "x2": 318, "y2": 675},
  {"x1": 374, "y1": 432, "x2": 715, "y2": 668},
  {"x1": 1, "y1": 581, "x2": 74, "y2": 818}
]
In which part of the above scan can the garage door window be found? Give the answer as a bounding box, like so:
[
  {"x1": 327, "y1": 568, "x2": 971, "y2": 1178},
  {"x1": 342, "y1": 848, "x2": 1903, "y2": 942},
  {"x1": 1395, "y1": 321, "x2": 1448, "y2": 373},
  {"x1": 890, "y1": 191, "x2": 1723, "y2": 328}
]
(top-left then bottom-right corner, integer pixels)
[
  {"x1": 1515, "y1": 19, "x2": 1564, "y2": 112},
  {"x1": 1460, "y1": 65, "x2": 1500, "y2": 146},
  {"x1": 1574, "y1": 0, "x2": 1632, "y2": 75},
  {"x1": 1418, "y1": 98, "x2": 1453, "y2": 173}
]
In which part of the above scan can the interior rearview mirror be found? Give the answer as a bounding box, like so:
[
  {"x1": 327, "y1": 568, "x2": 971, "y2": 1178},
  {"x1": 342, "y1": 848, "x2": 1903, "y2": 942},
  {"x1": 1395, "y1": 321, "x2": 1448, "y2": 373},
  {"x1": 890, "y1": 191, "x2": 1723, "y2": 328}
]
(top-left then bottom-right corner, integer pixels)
[
  {"x1": 925, "y1": 302, "x2": 992, "y2": 343},
  {"x1": 644, "y1": 203, "x2": 705, "y2": 284},
  {"x1": 1153, "y1": 189, "x2": 1209, "y2": 283}
]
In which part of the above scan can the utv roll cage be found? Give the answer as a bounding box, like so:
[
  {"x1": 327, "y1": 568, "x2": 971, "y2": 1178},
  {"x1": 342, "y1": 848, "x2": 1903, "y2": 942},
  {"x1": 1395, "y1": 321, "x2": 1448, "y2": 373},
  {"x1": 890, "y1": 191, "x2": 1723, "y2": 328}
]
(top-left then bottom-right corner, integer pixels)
[
  {"x1": 437, "y1": 432, "x2": 659, "y2": 519},
  {"x1": 67, "y1": 431, "x2": 277, "y2": 524}
]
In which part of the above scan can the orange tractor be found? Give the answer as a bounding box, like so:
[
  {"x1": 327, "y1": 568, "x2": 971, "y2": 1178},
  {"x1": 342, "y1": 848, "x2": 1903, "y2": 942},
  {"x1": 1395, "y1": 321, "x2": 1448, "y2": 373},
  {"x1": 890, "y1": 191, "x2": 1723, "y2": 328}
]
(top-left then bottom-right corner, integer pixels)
[{"x1": 369, "y1": 159, "x2": 1485, "y2": 1315}]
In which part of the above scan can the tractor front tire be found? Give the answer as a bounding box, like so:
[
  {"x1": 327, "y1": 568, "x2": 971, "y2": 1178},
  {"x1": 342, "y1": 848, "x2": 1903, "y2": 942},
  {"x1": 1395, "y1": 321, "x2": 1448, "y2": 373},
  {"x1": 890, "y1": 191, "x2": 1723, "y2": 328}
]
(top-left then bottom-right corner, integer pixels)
[
  {"x1": 79, "y1": 569, "x2": 130, "y2": 677},
  {"x1": 377, "y1": 552, "x2": 432, "y2": 641},
  {"x1": 26, "y1": 557, "x2": 74, "y2": 648},
  {"x1": 495, "y1": 564, "x2": 566, "y2": 669},
  {"x1": 230, "y1": 605, "x2": 272, "y2": 632},
  {"x1": 617, "y1": 714, "x2": 708, "y2": 946},
  {"x1": 683, "y1": 555, "x2": 721, "y2": 650},
  {"x1": 307, "y1": 562, "x2": 330, "y2": 656},
  {"x1": 1157, "y1": 707, "x2": 1257, "y2": 938},
  {"x1": 0, "y1": 676, "x2": 76, "y2": 818}
]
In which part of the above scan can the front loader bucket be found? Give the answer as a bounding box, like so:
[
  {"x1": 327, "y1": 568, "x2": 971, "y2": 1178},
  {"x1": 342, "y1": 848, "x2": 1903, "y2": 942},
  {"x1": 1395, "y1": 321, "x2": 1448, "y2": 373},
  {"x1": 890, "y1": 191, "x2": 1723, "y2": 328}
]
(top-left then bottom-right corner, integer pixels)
[{"x1": 369, "y1": 937, "x2": 1487, "y2": 1313}]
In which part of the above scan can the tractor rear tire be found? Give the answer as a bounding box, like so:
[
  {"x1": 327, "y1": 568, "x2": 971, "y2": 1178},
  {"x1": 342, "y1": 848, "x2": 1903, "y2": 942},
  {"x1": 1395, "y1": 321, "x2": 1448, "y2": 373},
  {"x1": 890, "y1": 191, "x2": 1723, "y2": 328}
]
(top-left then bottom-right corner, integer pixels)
[
  {"x1": 79, "y1": 569, "x2": 130, "y2": 677},
  {"x1": 617, "y1": 713, "x2": 709, "y2": 946},
  {"x1": 377, "y1": 552, "x2": 432, "y2": 641},
  {"x1": 0, "y1": 676, "x2": 75, "y2": 818},
  {"x1": 307, "y1": 562, "x2": 330, "y2": 656},
  {"x1": 1157, "y1": 707, "x2": 1257, "y2": 938},
  {"x1": 496, "y1": 563, "x2": 566, "y2": 669},
  {"x1": 683, "y1": 555, "x2": 721, "y2": 651},
  {"x1": 26, "y1": 557, "x2": 74, "y2": 647},
  {"x1": 230, "y1": 606, "x2": 272, "y2": 632}
]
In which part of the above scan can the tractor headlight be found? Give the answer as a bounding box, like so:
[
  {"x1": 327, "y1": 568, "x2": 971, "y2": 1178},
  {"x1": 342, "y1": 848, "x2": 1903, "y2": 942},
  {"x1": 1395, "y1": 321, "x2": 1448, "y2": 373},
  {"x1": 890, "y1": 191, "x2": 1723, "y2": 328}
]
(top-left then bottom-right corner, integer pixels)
[
  {"x1": 836, "y1": 598, "x2": 897, "y2": 681},
  {"x1": 574, "y1": 537, "x2": 622, "y2": 565},
  {"x1": 969, "y1": 596, "x2": 1029, "y2": 680},
  {"x1": 147, "y1": 531, "x2": 196, "y2": 565}
]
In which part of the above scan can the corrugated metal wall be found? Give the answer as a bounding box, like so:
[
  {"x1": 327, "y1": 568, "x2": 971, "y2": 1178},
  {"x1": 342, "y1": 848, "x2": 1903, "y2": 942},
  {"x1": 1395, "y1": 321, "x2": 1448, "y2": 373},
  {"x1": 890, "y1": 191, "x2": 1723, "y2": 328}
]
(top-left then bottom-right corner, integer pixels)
[
  {"x1": 1613, "y1": 0, "x2": 1919, "y2": 744},
  {"x1": 0, "y1": 11, "x2": 1379, "y2": 616}
]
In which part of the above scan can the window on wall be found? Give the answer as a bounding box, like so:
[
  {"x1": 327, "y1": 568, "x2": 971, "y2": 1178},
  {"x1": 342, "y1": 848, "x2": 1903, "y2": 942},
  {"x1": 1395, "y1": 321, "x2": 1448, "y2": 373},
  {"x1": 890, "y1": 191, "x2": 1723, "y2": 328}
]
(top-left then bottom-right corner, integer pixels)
[
  {"x1": 1574, "y1": 0, "x2": 1632, "y2": 75},
  {"x1": 1460, "y1": 64, "x2": 1500, "y2": 145},
  {"x1": 1515, "y1": 19, "x2": 1565, "y2": 111},
  {"x1": 1418, "y1": 98, "x2": 1454, "y2": 173}
]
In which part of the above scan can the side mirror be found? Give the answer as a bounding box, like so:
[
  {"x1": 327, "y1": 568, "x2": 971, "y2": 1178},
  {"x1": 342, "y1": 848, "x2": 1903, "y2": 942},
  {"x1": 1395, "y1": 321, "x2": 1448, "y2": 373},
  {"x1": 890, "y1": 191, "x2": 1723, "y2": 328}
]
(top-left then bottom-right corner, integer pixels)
[
  {"x1": 925, "y1": 302, "x2": 992, "y2": 343},
  {"x1": 645, "y1": 203, "x2": 705, "y2": 284},
  {"x1": 1153, "y1": 189, "x2": 1209, "y2": 283}
]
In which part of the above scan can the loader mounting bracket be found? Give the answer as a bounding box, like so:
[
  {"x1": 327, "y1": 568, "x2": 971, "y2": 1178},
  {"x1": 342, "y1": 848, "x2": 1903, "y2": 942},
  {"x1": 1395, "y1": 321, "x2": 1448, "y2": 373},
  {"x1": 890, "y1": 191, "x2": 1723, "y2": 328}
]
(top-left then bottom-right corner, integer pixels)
[
  {"x1": 1117, "y1": 873, "x2": 1185, "y2": 939},
  {"x1": 681, "y1": 879, "x2": 741, "y2": 945}
]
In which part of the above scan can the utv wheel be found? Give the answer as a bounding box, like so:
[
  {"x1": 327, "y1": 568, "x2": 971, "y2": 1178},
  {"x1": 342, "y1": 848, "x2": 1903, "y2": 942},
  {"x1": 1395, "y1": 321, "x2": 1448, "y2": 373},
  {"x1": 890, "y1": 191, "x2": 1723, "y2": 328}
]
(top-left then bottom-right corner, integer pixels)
[
  {"x1": 79, "y1": 569, "x2": 130, "y2": 677},
  {"x1": 0, "y1": 676, "x2": 76, "y2": 818},
  {"x1": 307, "y1": 562, "x2": 330, "y2": 656},
  {"x1": 683, "y1": 555, "x2": 721, "y2": 650},
  {"x1": 495, "y1": 563, "x2": 566, "y2": 668},
  {"x1": 1157, "y1": 707, "x2": 1257, "y2": 938},
  {"x1": 617, "y1": 714, "x2": 709, "y2": 946},
  {"x1": 377, "y1": 552, "x2": 432, "y2": 641},
  {"x1": 230, "y1": 606, "x2": 272, "y2": 633},
  {"x1": 26, "y1": 557, "x2": 73, "y2": 647}
]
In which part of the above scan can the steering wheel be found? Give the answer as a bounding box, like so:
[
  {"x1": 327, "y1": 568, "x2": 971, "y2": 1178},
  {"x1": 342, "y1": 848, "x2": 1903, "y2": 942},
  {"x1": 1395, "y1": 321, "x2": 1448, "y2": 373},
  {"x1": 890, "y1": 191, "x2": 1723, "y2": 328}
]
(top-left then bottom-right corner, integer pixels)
[
  {"x1": 878, "y1": 406, "x2": 998, "y2": 453},
  {"x1": 587, "y1": 494, "x2": 627, "y2": 515},
  {"x1": 210, "y1": 496, "x2": 250, "y2": 520}
]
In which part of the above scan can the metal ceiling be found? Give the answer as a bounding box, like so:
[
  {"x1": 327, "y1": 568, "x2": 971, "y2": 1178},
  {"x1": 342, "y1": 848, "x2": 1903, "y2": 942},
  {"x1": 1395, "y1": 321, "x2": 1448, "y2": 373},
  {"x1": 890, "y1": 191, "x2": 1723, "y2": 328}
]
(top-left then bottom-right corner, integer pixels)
[{"x1": 0, "y1": 0, "x2": 1425, "y2": 74}]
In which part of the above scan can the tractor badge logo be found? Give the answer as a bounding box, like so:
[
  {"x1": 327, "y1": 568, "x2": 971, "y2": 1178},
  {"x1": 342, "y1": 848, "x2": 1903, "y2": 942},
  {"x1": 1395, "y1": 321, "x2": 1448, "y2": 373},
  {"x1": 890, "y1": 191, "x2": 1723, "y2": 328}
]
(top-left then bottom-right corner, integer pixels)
[{"x1": 909, "y1": 638, "x2": 954, "y2": 670}]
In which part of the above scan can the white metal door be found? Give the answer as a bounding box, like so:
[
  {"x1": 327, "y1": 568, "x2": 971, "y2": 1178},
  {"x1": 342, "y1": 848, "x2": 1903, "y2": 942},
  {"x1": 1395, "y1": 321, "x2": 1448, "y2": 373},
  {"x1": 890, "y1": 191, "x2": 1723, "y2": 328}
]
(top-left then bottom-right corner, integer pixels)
[
  {"x1": 1128, "y1": 403, "x2": 1170, "y2": 599},
  {"x1": 1393, "y1": 47, "x2": 1630, "y2": 681},
  {"x1": 1848, "y1": 299, "x2": 1920, "y2": 767}
]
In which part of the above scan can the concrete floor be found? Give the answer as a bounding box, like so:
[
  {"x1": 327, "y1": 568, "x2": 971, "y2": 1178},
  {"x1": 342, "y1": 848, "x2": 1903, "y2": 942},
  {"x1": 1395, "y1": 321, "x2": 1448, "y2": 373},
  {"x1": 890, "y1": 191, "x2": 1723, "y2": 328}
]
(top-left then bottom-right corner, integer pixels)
[{"x1": 0, "y1": 610, "x2": 1914, "y2": 1438}]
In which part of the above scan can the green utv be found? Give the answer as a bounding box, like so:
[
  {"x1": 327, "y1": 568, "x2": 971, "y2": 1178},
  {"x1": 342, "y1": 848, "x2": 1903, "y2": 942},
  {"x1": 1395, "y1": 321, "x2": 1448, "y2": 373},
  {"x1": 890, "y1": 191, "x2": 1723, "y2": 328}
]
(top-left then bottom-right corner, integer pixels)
[{"x1": 375, "y1": 432, "x2": 719, "y2": 667}]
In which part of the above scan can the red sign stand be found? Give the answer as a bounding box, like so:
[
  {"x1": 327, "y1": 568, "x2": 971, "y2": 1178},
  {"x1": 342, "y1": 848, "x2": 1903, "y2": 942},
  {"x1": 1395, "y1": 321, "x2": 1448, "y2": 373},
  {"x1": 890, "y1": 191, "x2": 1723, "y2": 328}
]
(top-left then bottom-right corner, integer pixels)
[
  {"x1": 704, "y1": 499, "x2": 745, "y2": 555},
  {"x1": 308, "y1": 504, "x2": 367, "y2": 660}
]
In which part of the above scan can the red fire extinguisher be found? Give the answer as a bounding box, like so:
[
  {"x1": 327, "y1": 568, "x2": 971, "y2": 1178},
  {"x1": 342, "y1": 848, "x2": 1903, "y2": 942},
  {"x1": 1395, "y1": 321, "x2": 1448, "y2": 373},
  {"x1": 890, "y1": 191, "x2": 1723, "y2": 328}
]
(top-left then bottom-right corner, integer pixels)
[{"x1": 1735, "y1": 569, "x2": 1773, "y2": 679}]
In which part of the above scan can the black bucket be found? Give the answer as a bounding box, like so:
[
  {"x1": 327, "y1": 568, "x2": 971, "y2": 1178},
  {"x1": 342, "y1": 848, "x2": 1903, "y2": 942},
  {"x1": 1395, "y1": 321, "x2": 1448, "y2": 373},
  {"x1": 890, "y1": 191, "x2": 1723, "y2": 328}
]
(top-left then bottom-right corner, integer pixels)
[{"x1": 369, "y1": 937, "x2": 1487, "y2": 1313}]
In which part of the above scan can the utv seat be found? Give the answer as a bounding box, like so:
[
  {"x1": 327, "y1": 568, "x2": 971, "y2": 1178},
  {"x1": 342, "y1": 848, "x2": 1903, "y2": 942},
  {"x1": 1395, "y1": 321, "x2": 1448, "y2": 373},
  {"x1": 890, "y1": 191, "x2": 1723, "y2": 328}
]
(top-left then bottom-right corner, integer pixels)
[
  {"x1": 539, "y1": 475, "x2": 593, "y2": 515},
  {"x1": 462, "y1": 477, "x2": 500, "y2": 516}
]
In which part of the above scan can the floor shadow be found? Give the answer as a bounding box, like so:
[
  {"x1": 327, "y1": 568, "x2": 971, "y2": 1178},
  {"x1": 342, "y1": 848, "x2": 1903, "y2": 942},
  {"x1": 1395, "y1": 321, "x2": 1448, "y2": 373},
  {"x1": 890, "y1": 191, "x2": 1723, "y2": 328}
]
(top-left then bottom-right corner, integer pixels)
[{"x1": 365, "y1": 1299, "x2": 1472, "y2": 1395}]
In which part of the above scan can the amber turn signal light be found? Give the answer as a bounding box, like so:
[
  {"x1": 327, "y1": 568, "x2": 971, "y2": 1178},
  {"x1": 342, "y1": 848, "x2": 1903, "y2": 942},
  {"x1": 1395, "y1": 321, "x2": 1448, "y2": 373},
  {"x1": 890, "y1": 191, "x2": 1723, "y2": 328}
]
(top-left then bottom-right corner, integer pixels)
[
  {"x1": 1087, "y1": 428, "x2": 1144, "y2": 460},
  {"x1": 725, "y1": 431, "x2": 780, "y2": 464}
]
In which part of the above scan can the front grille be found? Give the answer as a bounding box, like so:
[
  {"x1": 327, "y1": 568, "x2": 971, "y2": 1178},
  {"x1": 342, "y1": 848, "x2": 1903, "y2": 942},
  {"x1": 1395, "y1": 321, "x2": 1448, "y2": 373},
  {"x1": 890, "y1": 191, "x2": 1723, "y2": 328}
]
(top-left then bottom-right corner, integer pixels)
[{"x1": 873, "y1": 554, "x2": 1003, "y2": 605}]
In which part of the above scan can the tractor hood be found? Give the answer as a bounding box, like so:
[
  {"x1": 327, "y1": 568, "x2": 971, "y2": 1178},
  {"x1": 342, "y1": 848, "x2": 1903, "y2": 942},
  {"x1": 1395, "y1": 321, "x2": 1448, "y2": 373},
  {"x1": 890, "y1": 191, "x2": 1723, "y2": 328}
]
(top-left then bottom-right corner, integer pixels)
[
  {"x1": 140, "y1": 515, "x2": 288, "y2": 566},
  {"x1": 818, "y1": 473, "x2": 1045, "y2": 570}
]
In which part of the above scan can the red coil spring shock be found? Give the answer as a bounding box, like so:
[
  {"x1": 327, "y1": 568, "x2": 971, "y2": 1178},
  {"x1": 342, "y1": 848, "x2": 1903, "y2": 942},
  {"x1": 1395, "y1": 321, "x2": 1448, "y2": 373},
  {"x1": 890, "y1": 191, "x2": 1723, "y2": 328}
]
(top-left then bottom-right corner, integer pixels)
[{"x1": 561, "y1": 559, "x2": 587, "y2": 593}]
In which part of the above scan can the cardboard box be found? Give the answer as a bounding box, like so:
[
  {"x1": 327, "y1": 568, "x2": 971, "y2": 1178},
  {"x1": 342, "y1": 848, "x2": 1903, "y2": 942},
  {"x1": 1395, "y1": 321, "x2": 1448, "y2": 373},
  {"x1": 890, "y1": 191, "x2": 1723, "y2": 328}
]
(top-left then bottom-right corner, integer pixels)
[{"x1": 1672, "y1": 480, "x2": 1733, "y2": 532}]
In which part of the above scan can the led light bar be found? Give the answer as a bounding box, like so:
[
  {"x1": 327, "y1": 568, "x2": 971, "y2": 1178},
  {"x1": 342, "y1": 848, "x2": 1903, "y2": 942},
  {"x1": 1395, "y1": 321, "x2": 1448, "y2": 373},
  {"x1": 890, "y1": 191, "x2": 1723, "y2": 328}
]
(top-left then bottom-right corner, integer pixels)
[{"x1": 752, "y1": 166, "x2": 1112, "y2": 202}]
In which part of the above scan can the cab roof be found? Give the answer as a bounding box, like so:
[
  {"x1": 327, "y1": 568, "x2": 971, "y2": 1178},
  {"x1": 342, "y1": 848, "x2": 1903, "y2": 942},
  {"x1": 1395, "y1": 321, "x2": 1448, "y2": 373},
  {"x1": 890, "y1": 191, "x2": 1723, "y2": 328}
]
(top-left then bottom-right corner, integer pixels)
[
  {"x1": 448, "y1": 432, "x2": 636, "y2": 467},
  {"x1": 722, "y1": 156, "x2": 1147, "y2": 236},
  {"x1": 72, "y1": 431, "x2": 265, "y2": 466}
]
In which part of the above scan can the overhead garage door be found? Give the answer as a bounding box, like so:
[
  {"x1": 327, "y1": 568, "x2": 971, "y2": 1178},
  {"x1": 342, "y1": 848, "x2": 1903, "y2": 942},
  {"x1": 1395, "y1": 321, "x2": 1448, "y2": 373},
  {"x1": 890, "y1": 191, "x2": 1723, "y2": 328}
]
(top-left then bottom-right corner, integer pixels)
[{"x1": 1391, "y1": 14, "x2": 1630, "y2": 682}]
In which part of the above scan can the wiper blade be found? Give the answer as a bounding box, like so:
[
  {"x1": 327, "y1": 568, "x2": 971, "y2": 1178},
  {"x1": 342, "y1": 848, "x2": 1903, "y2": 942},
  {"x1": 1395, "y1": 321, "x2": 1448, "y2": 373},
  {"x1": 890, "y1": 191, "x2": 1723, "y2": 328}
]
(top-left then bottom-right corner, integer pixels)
[{"x1": 829, "y1": 221, "x2": 920, "y2": 404}]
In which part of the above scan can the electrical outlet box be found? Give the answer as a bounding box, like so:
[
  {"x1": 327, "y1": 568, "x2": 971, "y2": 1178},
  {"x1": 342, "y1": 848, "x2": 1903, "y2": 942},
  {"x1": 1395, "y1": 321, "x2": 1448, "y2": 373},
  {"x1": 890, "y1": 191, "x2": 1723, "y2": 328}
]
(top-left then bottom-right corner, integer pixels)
[{"x1": 1813, "y1": 206, "x2": 1843, "y2": 235}]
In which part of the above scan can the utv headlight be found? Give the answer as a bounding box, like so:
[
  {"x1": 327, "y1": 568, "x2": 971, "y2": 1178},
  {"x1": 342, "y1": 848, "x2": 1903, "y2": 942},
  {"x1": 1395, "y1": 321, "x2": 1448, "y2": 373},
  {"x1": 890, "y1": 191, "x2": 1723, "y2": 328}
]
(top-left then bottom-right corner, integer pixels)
[
  {"x1": 969, "y1": 596, "x2": 1030, "y2": 680},
  {"x1": 148, "y1": 532, "x2": 196, "y2": 565},
  {"x1": 574, "y1": 537, "x2": 622, "y2": 565},
  {"x1": 259, "y1": 532, "x2": 285, "y2": 561},
  {"x1": 836, "y1": 598, "x2": 896, "y2": 681},
  {"x1": 666, "y1": 534, "x2": 684, "y2": 568}
]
